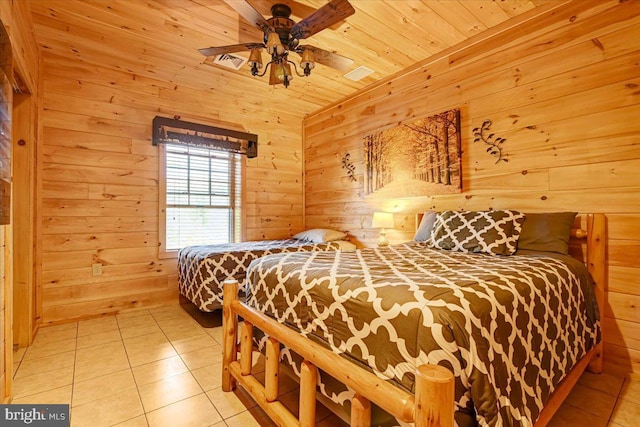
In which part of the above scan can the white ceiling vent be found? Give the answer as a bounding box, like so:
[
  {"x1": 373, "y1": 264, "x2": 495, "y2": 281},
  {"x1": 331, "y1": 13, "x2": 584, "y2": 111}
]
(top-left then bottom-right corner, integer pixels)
[
  {"x1": 344, "y1": 66, "x2": 374, "y2": 81},
  {"x1": 214, "y1": 54, "x2": 247, "y2": 71}
]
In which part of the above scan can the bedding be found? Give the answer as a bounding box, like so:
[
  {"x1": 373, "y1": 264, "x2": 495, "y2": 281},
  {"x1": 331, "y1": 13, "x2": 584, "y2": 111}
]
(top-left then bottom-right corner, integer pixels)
[
  {"x1": 245, "y1": 242, "x2": 600, "y2": 427},
  {"x1": 178, "y1": 238, "x2": 355, "y2": 312},
  {"x1": 517, "y1": 212, "x2": 577, "y2": 255},
  {"x1": 430, "y1": 210, "x2": 526, "y2": 255}
]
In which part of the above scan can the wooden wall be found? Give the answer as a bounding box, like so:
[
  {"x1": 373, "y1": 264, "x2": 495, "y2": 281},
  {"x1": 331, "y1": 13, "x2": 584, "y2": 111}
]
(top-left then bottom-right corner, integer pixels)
[
  {"x1": 40, "y1": 54, "x2": 305, "y2": 324},
  {"x1": 303, "y1": 0, "x2": 640, "y2": 377},
  {"x1": 0, "y1": 0, "x2": 41, "y2": 402}
]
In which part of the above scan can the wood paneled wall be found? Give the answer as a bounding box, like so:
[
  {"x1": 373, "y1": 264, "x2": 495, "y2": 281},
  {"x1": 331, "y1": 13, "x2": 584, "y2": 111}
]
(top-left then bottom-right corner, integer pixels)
[
  {"x1": 303, "y1": 0, "x2": 640, "y2": 377},
  {"x1": 40, "y1": 54, "x2": 305, "y2": 324}
]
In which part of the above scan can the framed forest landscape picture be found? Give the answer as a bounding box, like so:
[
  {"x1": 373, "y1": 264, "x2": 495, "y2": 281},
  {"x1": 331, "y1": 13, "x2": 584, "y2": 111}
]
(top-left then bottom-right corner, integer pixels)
[{"x1": 363, "y1": 109, "x2": 462, "y2": 198}]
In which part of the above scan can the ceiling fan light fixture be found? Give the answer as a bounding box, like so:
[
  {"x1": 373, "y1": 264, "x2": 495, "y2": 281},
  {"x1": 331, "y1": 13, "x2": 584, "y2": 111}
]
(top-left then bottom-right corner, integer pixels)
[
  {"x1": 300, "y1": 49, "x2": 315, "y2": 76},
  {"x1": 248, "y1": 49, "x2": 263, "y2": 67},
  {"x1": 269, "y1": 62, "x2": 284, "y2": 85},
  {"x1": 247, "y1": 48, "x2": 263, "y2": 75},
  {"x1": 266, "y1": 32, "x2": 285, "y2": 55}
]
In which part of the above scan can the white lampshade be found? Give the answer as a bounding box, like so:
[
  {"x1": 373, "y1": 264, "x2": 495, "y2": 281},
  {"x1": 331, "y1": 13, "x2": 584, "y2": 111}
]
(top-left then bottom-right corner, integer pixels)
[{"x1": 372, "y1": 212, "x2": 394, "y2": 229}]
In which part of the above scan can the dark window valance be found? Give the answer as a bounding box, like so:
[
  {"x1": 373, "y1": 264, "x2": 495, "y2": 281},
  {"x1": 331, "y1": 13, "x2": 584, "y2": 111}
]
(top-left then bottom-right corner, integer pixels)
[{"x1": 152, "y1": 116, "x2": 257, "y2": 158}]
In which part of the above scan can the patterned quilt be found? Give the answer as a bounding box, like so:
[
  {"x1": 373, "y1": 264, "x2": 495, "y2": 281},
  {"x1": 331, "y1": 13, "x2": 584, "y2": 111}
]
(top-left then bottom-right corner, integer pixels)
[
  {"x1": 178, "y1": 239, "x2": 345, "y2": 311},
  {"x1": 245, "y1": 242, "x2": 600, "y2": 427}
]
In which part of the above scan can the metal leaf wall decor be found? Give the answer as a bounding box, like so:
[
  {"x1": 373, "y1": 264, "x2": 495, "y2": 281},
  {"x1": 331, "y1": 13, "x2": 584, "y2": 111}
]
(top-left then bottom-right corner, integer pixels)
[
  {"x1": 473, "y1": 120, "x2": 508, "y2": 164},
  {"x1": 341, "y1": 153, "x2": 356, "y2": 182}
]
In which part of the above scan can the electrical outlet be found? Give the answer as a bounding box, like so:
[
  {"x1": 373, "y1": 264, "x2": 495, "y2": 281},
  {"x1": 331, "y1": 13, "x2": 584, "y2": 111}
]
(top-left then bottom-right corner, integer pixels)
[{"x1": 92, "y1": 263, "x2": 103, "y2": 276}]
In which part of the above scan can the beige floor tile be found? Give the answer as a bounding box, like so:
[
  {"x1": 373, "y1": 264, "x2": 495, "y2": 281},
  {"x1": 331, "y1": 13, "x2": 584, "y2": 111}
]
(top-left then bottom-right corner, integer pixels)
[
  {"x1": 619, "y1": 379, "x2": 640, "y2": 405},
  {"x1": 15, "y1": 350, "x2": 76, "y2": 379},
  {"x1": 180, "y1": 345, "x2": 222, "y2": 370},
  {"x1": 13, "y1": 362, "x2": 20, "y2": 377},
  {"x1": 225, "y1": 407, "x2": 276, "y2": 427},
  {"x1": 138, "y1": 371, "x2": 203, "y2": 412},
  {"x1": 191, "y1": 363, "x2": 223, "y2": 391},
  {"x1": 76, "y1": 328, "x2": 122, "y2": 349},
  {"x1": 146, "y1": 393, "x2": 222, "y2": 427},
  {"x1": 150, "y1": 307, "x2": 190, "y2": 321},
  {"x1": 206, "y1": 327, "x2": 223, "y2": 345},
  {"x1": 12, "y1": 364, "x2": 74, "y2": 399},
  {"x1": 171, "y1": 333, "x2": 218, "y2": 355},
  {"x1": 77, "y1": 316, "x2": 119, "y2": 337},
  {"x1": 72, "y1": 369, "x2": 137, "y2": 407},
  {"x1": 548, "y1": 403, "x2": 608, "y2": 427},
  {"x1": 23, "y1": 337, "x2": 76, "y2": 360},
  {"x1": 117, "y1": 309, "x2": 153, "y2": 320},
  {"x1": 610, "y1": 397, "x2": 640, "y2": 426},
  {"x1": 120, "y1": 323, "x2": 163, "y2": 339},
  {"x1": 74, "y1": 341, "x2": 130, "y2": 382},
  {"x1": 117, "y1": 313, "x2": 158, "y2": 329},
  {"x1": 31, "y1": 327, "x2": 77, "y2": 345},
  {"x1": 124, "y1": 332, "x2": 178, "y2": 367},
  {"x1": 132, "y1": 356, "x2": 189, "y2": 387},
  {"x1": 206, "y1": 387, "x2": 257, "y2": 419},
  {"x1": 564, "y1": 383, "x2": 617, "y2": 419},
  {"x1": 71, "y1": 387, "x2": 143, "y2": 427},
  {"x1": 578, "y1": 371, "x2": 625, "y2": 397},
  {"x1": 11, "y1": 385, "x2": 73, "y2": 405},
  {"x1": 210, "y1": 422, "x2": 227, "y2": 427},
  {"x1": 13, "y1": 346, "x2": 27, "y2": 362},
  {"x1": 161, "y1": 324, "x2": 206, "y2": 342},
  {"x1": 112, "y1": 415, "x2": 149, "y2": 427},
  {"x1": 38, "y1": 322, "x2": 78, "y2": 334}
]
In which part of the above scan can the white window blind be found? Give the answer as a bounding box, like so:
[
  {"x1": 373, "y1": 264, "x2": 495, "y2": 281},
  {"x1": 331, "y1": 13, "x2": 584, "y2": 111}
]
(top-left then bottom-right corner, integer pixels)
[{"x1": 164, "y1": 143, "x2": 242, "y2": 250}]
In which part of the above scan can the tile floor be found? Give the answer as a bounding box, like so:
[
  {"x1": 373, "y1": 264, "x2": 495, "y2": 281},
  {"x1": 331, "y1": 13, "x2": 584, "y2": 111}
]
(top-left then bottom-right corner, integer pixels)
[{"x1": 10, "y1": 304, "x2": 640, "y2": 427}]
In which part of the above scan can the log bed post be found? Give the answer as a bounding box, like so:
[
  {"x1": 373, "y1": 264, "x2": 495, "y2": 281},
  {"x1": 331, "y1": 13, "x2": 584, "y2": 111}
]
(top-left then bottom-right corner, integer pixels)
[
  {"x1": 351, "y1": 393, "x2": 372, "y2": 427},
  {"x1": 265, "y1": 337, "x2": 281, "y2": 402},
  {"x1": 299, "y1": 360, "x2": 318, "y2": 427},
  {"x1": 222, "y1": 279, "x2": 239, "y2": 392},
  {"x1": 240, "y1": 321, "x2": 253, "y2": 376},
  {"x1": 415, "y1": 365, "x2": 455, "y2": 427},
  {"x1": 587, "y1": 213, "x2": 606, "y2": 374}
]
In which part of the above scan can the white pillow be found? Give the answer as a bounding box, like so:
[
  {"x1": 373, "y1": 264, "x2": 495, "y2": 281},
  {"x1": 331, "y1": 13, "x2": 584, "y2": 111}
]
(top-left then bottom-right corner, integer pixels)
[
  {"x1": 293, "y1": 228, "x2": 346, "y2": 243},
  {"x1": 414, "y1": 211, "x2": 437, "y2": 241}
]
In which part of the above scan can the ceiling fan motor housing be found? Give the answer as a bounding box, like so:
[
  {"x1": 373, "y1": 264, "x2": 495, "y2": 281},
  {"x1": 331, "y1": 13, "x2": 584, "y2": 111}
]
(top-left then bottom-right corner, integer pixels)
[{"x1": 266, "y1": 4, "x2": 298, "y2": 51}]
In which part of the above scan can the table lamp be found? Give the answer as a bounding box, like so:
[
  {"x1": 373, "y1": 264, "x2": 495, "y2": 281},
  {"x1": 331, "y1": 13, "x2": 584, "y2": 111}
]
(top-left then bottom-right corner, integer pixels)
[{"x1": 372, "y1": 212, "x2": 395, "y2": 246}]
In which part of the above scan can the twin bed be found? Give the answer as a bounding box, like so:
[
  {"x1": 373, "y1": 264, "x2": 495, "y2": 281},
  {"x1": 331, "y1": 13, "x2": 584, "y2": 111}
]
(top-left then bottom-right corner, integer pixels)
[
  {"x1": 219, "y1": 211, "x2": 605, "y2": 427},
  {"x1": 178, "y1": 229, "x2": 355, "y2": 312}
]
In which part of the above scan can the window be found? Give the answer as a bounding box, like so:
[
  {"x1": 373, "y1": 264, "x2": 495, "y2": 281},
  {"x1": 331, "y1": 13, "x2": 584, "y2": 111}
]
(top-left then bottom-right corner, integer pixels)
[{"x1": 155, "y1": 117, "x2": 255, "y2": 257}]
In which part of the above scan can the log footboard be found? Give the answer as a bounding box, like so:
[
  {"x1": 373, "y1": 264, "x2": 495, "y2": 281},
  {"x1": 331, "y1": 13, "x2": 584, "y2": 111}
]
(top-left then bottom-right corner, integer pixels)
[{"x1": 221, "y1": 279, "x2": 455, "y2": 427}]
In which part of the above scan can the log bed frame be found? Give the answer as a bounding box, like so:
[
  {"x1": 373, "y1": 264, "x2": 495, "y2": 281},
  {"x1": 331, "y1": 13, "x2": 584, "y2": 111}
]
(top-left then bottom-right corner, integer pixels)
[{"x1": 221, "y1": 213, "x2": 606, "y2": 427}]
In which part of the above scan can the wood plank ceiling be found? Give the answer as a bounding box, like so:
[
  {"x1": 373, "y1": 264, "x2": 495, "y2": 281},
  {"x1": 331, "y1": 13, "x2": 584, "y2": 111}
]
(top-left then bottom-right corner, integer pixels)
[{"x1": 29, "y1": 0, "x2": 553, "y2": 116}]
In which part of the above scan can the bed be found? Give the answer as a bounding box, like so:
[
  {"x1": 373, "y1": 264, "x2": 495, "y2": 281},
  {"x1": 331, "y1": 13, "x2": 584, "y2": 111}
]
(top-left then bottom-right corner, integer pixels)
[
  {"x1": 221, "y1": 211, "x2": 605, "y2": 427},
  {"x1": 178, "y1": 229, "x2": 356, "y2": 312}
]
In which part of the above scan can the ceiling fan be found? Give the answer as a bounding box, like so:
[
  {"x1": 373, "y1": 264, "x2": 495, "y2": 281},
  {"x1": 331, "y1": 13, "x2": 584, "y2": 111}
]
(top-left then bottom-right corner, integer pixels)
[{"x1": 199, "y1": 0, "x2": 356, "y2": 87}]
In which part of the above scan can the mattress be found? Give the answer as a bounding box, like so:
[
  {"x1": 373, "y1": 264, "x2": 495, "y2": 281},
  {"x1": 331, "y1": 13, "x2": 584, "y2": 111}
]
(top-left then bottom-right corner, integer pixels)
[
  {"x1": 245, "y1": 242, "x2": 600, "y2": 426},
  {"x1": 178, "y1": 239, "x2": 355, "y2": 312}
]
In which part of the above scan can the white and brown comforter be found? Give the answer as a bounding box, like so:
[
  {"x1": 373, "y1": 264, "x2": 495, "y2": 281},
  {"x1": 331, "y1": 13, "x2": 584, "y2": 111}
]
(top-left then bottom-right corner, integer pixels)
[
  {"x1": 178, "y1": 239, "x2": 345, "y2": 312},
  {"x1": 245, "y1": 242, "x2": 600, "y2": 427}
]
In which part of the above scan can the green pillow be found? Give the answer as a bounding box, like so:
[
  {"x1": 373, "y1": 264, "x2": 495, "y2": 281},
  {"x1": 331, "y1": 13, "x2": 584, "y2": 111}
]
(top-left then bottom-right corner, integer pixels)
[{"x1": 517, "y1": 212, "x2": 578, "y2": 254}]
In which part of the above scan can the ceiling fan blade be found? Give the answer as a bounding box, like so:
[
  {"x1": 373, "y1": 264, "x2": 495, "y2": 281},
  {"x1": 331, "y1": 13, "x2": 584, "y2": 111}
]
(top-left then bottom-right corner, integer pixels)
[
  {"x1": 224, "y1": 0, "x2": 274, "y2": 33},
  {"x1": 299, "y1": 45, "x2": 354, "y2": 72},
  {"x1": 290, "y1": 0, "x2": 355, "y2": 40},
  {"x1": 198, "y1": 43, "x2": 264, "y2": 57}
]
